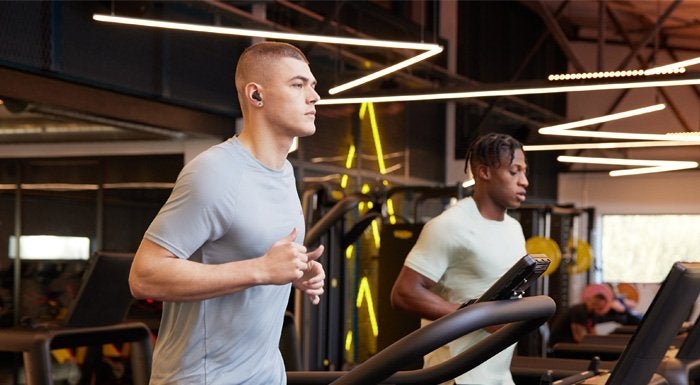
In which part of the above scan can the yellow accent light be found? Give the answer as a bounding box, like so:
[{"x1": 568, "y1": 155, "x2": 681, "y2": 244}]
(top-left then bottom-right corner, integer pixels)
[
  {"x1": 387, "y1": 198, "x2": 397, "y2": 225},
  {"x1": 345, "y1": 330, "x2": 353, "y2": 352},
  {"x1": 557, "y1": 155, "x2": 699, "y2": 176},
  {"x1": 359, "y1": 102, "x2": 388, "y2": 174},
  {"x1": 340, "y1": 144, "x2": 356, "y2": 189},
  {"x1": 345, "y1": 245, "x2": 354, "y2": 260},
  {"x1": 345, "y1": 144, "x2": 356, "y2": 168},
  {"x1": 371, "y1": 219, "x2": 381, "y2": 249},
  {"x1": 92, "y1": 14, "x2": 442, "y2": 95},
  {"x1": 356, "y1": 276, "x2": 379, "y2": 337}
]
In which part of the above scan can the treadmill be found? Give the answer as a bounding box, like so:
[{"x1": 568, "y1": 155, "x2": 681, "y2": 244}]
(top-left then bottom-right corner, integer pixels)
[
  {"x1": 287, "y1": 254, "x2": 555, "y2": 385},
  {"x1": 526, "y1": 262, "x2": 700, "y2": 385}
]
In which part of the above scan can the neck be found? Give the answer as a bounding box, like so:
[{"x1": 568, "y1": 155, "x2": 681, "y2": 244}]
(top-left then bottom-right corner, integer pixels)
[
  {"x1": 237, "y1": 121, "x2": 293, "y2": 170},
  {"x1": 472, "y1": 189, "x2": 506, "y2": 221}
]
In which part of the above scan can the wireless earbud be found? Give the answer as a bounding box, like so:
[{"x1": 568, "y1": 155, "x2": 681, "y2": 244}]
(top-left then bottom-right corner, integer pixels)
[{"x1": 252, "y1": 91, "x2": 262, "y2": 102}]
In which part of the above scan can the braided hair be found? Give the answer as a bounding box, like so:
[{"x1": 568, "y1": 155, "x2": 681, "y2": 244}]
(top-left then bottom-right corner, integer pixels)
[{"x1": 465, "y1": 133, "x2": 524, "y2": 177}]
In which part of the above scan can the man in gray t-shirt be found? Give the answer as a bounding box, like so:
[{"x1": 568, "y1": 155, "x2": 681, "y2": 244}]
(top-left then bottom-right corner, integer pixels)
[{"x1": 129, "y1": 42, "x2": 325, "y2": 385}]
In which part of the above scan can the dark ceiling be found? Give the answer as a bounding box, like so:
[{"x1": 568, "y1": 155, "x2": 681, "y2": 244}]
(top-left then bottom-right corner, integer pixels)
[{"x1": 0, "y1": 0, "x2": 698, "y2": 168}]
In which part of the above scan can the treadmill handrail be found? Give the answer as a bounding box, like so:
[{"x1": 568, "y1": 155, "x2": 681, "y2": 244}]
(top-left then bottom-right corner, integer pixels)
[
  {"x1": 288, "y1": 296, "x2": 555, "y2": 385},
  {"x1": 304, "y1": 193, "x2": 373, "y2": 247}
]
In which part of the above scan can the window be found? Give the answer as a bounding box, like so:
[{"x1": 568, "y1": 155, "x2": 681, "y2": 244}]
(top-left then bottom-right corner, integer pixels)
[
  {"x1": 8, "y1": 235, "x2": 90, "y2": 260},
  {"x1": 601, "y1": 214, "x2": 700, "y2": 283}
]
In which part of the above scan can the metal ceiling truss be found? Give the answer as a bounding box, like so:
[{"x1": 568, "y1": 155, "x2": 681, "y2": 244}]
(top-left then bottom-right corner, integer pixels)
[{"x1": 201, "y1": 0, "x2": 563, "y2": 128}]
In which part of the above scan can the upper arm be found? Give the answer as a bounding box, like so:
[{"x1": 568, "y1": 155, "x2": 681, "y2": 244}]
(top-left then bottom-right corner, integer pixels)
[
  {"x1": 129, "y1": 237, "x2": 179, "y2": 298},
  {"x1": 390, "y1": 266, "x2": 436, "y2": 310}
]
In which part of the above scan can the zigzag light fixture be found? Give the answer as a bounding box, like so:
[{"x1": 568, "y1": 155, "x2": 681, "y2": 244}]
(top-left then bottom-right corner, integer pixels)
[
  {"x1": 92, "y1": 14, "x2": 443, "y2": 95},
  {"x1": 524, "y1": 140, "x2": 700, "y2": 151},
  {"x1": 558, "y1": 156, "x2": 699, "y2": 177},
  {"x1": 538, "y1": 104, "x2": 700, "y2": 142},
  {"x1": 533, "y1": 103, "x2": 700, "y2": 175}
]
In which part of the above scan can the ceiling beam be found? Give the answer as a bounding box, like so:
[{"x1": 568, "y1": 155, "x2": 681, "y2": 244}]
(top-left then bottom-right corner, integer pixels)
[{"x1": 0, "y1": 66, "x2": 235, "y2": 139}]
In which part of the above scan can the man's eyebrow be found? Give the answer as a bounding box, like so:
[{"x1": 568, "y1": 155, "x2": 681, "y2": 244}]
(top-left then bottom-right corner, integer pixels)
[{"x1": 291, "y1": 75, "x2": 317, "y2": 85}]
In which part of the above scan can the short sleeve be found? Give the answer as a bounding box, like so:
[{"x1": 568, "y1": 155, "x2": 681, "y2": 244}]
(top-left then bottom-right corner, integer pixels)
[{"x1": 403, "y1": 219, "x2": 452, "y2": 283}]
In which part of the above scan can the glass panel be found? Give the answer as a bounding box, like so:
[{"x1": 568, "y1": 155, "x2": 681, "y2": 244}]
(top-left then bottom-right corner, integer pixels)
[{"x1": 601, "y1": 214, "x2": 700, "y2": 283}]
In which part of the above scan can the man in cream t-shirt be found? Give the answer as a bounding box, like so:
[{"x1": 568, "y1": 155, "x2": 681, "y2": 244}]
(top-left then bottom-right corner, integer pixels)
[{"x1": 391, "y1": 133, "x2": 529, "y2": 385}]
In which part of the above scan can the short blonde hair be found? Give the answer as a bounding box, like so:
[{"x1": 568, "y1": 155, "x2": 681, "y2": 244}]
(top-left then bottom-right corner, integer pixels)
[{"x1": 234, "y1": 41, "x2": 308, "y2": 96}]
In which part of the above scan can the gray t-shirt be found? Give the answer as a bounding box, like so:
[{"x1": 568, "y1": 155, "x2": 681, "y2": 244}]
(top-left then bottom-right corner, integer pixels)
[{"x1": 145, "y1": 137, "x2": 305, "y2": 385}]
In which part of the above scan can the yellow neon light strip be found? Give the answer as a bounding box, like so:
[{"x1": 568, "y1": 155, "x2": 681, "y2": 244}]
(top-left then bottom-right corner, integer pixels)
[
  {"x1": 387, "y1": 198, "x2": 397, "y2": 225},
  {"x1": 340, "y1": 144, "x2": 356, "y2": 189},
  {"x1": 345, "y1": 330, "x2": 353, "y2": 352},
  {"x1": 557, "y1": 155, "x2": 698, "y2": 176},
  {"x1": 93, "y1": 14, "x2": 442, "y2": 95},
  {"x1": 356, "y1": 276, "x2": 379, "y2": 337},
  {"x1": 371, "y1": 219, "x2": 381, "y2": 249},
  {"x1": 345, "y1": 144, "x2": 356, "y2": 168},
  {"x1": 367, "y1": 103, "x2": 387, "y2": 174},
  {"x1": 345, "y1": 245, "x2": 354, "y2": 260}
]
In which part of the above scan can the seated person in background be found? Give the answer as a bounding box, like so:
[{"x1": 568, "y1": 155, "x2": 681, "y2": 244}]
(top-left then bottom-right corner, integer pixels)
[
  {"x1": 601, "y1": 283, "x2": 644, "y2": 326},
  {"x1": 547, "y1": 283, "x2": 641, "y2": 349}
]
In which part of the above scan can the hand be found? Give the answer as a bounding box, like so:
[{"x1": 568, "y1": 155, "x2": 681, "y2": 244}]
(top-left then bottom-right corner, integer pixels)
[
  {"x1": 293, "y1": 245, "x2": 325, "y2": 305},
  {"x1": 260, "y1": 228, "x2": 317, "y2": 285}
]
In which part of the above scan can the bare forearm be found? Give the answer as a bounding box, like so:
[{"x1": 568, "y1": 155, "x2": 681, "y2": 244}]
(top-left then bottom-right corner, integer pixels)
[
  {"x1": 130, "y1": 231, "x2": 322, "y2": 302},
  {"x1": 393, "y1": 290, "x2": 459, "y2": 321},
  {"x1": 391, "y1": 267, "x2": 459, "y2": 320},
  {"x1": 130, "y1": 257, "x2": 265, "y2": 302}
]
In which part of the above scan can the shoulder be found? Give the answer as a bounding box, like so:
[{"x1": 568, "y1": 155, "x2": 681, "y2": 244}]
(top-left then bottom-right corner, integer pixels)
[{"x1": 174, "y1": 142, "x2": 243, "y2": 202}]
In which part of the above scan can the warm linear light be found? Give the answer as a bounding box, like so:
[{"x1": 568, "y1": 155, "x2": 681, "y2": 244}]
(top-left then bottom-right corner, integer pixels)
[
  {"x1": 645, "y1": 56, "x2": 700, "y2": 75},
  {"x1": 524, "y1": 140, "x2": 700, "y2": 151},
  {"x1": 548, "y1": 56, "x2": 700, "y2": 81},
  {"x1": 461, "y1": 179, "x2": 475, "y2": 188},
  {"x1": 541, "y1": 104, "x2": 665, "y2": 131},
  {"x1": 541, "y1": 130, "x2": 700, "y2": 142},
  {"x1": 316, "y1": 76, "x2": 700, "y2": 105},
  {"x1": 329, "y1": 47, "x2": 442, "y2": 95},
  {"x1": 92, "y1": 14, "x2": 442, "y2": 95},
  {"x1": 539, "y1": 104, "x2": 700, "y2": 142},
  {"x1": 557, "y1": 155, "x2": 699, "y2": 176},
  {"x1": 548, "y1": 68, "x2": 684, "y2": 81}
]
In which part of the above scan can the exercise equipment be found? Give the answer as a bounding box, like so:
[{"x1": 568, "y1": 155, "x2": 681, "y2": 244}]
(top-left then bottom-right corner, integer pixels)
[
  {"x1": 288, "y1": 254, "x2": 554, "y2": 384},
  {"x1": 514, "y1": 262, "x2": 700, "y2": 385},
  {"x1": 287, "y1": 296, "x2": 555, "y2": 385},
  {"x1": 0, "y1": 252, "x2": 153, "y2": 385},
  {"x1": 525, "y1": 236, "x2": 561, "y2": 276},
  {"x1": 656, "y1": 318, "x2": 700, "y2": 385}
]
